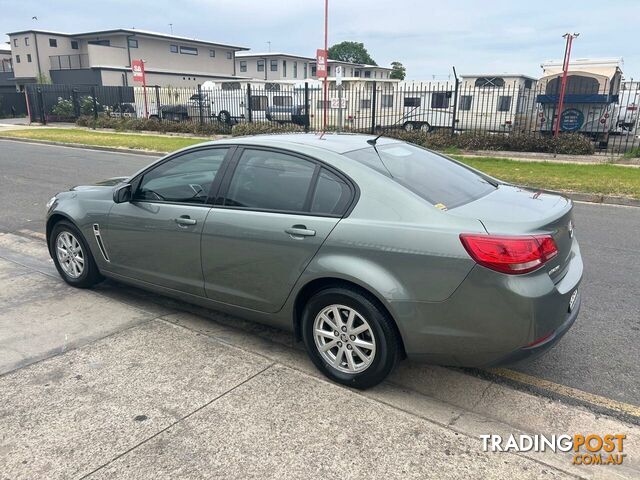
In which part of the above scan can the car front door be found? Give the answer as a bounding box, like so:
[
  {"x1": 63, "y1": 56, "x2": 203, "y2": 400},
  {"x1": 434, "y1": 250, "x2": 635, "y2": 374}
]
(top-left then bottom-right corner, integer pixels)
[
  {"x1": 201, "y1": 147, "x2": 355, "y2": 313},
  {"x1": 104, "y1": 147, "x2": 232, "y2": 296}
]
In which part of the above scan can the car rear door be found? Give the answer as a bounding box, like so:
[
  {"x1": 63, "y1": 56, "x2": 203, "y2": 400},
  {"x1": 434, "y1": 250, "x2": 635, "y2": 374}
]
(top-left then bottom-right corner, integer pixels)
[
  {"x1": 104, "y1": 146, "x2": 233, "y2": 296},
  {"x1": 201, "y1": 146, "x2": 355, "y2": 313}
]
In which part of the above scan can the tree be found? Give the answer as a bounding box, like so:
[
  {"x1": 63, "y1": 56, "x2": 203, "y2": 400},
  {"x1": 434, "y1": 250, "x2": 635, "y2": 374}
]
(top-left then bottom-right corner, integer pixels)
[
  {"x1": 328, "y1": 41, "x2": 377, "y2": 65},
  {"x1": 390, "y1": 61, "x2": 406, "y2": 80},
  {"x1": 36, "y1": 73, "x2": 52, "y2": 84}
]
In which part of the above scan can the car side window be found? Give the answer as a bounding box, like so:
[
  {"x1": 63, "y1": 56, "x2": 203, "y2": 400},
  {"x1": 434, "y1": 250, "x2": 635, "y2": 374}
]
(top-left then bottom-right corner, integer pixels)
[
  {"x1": 224, "y1": 149, "x2": 316, "y2": 212},
  {"x1": 135, "y1": 148, "x2": 228, "y2": 204},
  {"x1": 311, "y1": 169, "x2": 352, "y2": 216}
]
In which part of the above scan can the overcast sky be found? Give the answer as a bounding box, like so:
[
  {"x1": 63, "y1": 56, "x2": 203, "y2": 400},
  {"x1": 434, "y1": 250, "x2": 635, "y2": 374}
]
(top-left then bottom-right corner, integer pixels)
[{"x1": 2, "y1": 0, "x2": 638, "y2": 80}]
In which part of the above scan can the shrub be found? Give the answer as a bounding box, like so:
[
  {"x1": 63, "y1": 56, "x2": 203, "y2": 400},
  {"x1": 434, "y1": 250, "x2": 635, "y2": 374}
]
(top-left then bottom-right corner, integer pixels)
[
  {"x1": 76, "y1": 115, "x2": 230, "y2": 135},
  {"x1": 231, "y1": 122, "x2": 304, "y2": 137},
  {"x1": 382, "y1": 130, "x2": 594, "y2": 155},
  {"x1": 50, "y1": 97, "x2": 75, "y2": 118},
  {"x1": 623, "y1": 147, "x2": 640, "y2": 159}
]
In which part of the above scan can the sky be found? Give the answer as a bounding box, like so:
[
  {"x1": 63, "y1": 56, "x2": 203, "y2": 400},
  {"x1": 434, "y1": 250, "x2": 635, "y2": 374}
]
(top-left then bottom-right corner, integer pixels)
[{"x1": 1, "y1": 0, "x2": 638, "y2": 81}]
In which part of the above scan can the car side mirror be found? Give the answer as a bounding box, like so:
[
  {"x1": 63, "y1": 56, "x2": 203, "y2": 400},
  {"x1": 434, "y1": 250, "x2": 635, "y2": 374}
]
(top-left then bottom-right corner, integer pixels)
[{"x1": 113, "y1": 183, "x2": 132, "y2": 203}]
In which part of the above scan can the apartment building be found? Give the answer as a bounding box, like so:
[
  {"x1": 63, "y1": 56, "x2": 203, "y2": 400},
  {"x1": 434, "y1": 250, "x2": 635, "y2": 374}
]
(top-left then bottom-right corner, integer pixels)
[
  {"x1": 0, "y1": 44, "x2": 14, "y2": 93},
  {"x1": 235, "y1": 52, "x2": 314, "y2": 81},
  {"x1": 6, "y1": 28, "x2": 248, "y2": 90},
  {"x1": 235, "y1": 51, "x2": 393, "y2": 81}
]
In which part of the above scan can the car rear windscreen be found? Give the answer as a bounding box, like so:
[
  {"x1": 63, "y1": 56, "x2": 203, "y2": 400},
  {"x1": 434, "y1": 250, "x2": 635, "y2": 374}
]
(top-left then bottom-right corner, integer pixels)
[{"x1": 344, "y1": 143, "x2": 496, "y2": 209}]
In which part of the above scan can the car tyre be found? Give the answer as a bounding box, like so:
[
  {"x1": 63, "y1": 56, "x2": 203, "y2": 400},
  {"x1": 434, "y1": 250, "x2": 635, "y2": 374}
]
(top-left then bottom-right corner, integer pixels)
[
  {"x1": 218, "y1": 110, "x2": 232, "y2": 125},
  {"x1": 301, "y1": 286, "x2": 400, "y2": 389},
  {"x1": 50, "y1": 220, "x2": 103, "y2": 288}
]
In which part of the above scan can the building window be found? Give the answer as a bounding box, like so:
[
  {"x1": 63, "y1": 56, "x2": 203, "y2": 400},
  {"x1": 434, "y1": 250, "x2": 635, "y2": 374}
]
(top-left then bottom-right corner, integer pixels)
[
  {"x1": 26, "y1": 54, "x2": 32, "y2": 63},
  {"x1": 180, "y1": 46, "x2": 198, "y2": 55},
  {"x1": 381, "y1": 94, "x2": 393, "y2": 108},
  {"x1": 25, "y1": 37, "x2": 30, "y2": 46},
  {"x1": 459, "y1": 95, "x2": 473, "y2": 111},
  {"x1": 13, "y1": 39, "x2": 18, "y2": 47},
  {"x1": 311, "y1": 65, "x2": 317, "y2": 76},
  {"x1": 128, "y1": 38, "x2": 138, "y2": 48},
  {"x1": 327, "y1": 66, "x2": 331, "y2": 76},
  {"x1": 49, "y1": 38, "x2": 58, "y2": 47},
  {"x1": 359, "y1": 99, "x2": 371, "y2": 109},
  {"x1": 270, "y1": 59, "x2": 278, "y2": 72},
  {"x1": 404, "y1": 97, "x2": 421, "y2": 107},
  {"x1": 239, "y1": 60, "x2": 247, "y2": 72},
  {"x1": 524, "y1": 79, "x2": 533, "y2": 89},
  {"x1": 257, "y1": 60, "x2": 265, "y2": 72},
  {"x1": 71, "y1": 40, "x2": 79, "y2": 50},
  {"x1": 354, "y1": 70, "x2": 361, "y2": 77},
  {"x1": 431, "y1": 92, "x2": 450, "y2": 109},
  {"x1": 282, "y1": 60, "x2": 287, "y2": 77},
  {"x1": 475, "y1": 77, "x2": 505, "y2": 88},
  {"x1": 364, "y1": 71, "x2": 371, "y2": 78},
  {"x1": 15, "y1": 55, "x2": 20, "y2": 63},
  {"x1": 497, "y1": 96, "x2": 512, "y2": 112},
  {"x1": 303, "y1": 62, "x2": 308, "y2": 78},
  {"x1": 170, "y1": 44, "x2": 178, "y2": 53},
  {"x1": 226, "y1": 51, "x2": 232, "y2": 59},
  {"x1": 293, "y1": 61, "x2": 298, "y2": 78},
  {"x1": 209, "y1": 49, "x2": 215, "y2": 57},
  {"x1": 89, "y1": 39, "x2": 110, "y2": 46}
]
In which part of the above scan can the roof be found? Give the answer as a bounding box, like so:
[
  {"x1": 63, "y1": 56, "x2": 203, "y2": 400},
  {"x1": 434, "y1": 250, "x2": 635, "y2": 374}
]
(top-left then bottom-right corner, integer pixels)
[
  {"x1": 325, "y1": 59, "x2": 392, "y2": 71},
  {"x1": 236, "y1": 52, "x2": 315, "y2": 61},
  {"x1": 6, "y1": 28, "x2": 248, "y2": 50},
  {"x1": 211, "y1": 132, "x2": 399, "y2": 154},
  {"x1": 541, "y1": 57, "x2": 623, "y2": 68},
  {"x1": 460, "y1": 73, "x2": 538, "y2": 80},
  {"x1": 0, "y1": 45, "x2": 10, "y2": 53}
]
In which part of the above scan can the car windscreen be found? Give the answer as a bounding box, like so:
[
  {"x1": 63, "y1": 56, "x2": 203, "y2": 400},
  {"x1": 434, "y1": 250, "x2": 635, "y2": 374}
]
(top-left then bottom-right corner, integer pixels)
[{"x1": 344, "y1": 143, "x2": 496, "y2": 209}]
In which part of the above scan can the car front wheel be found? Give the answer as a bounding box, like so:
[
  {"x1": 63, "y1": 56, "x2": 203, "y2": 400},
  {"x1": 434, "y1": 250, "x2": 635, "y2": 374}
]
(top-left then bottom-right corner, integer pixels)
[
  {"x1": 50, "y1": 220, "x2": 103, "y2": 288},
  {"x1": 302, "y1": 287, "x2": 400, "y2": 389}
]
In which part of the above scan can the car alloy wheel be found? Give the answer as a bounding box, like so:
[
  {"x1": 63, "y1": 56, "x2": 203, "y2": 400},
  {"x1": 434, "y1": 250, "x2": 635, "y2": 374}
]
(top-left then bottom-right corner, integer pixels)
[
  {"x1": 56, "y1": 231, "x2": 85, "y2": 279},
  {"x1": 313, "y1": 304, "x2": 376, "y2": 374},
  {"x1": 403, "y1": 122, "x2": 415, "y2": 132}
]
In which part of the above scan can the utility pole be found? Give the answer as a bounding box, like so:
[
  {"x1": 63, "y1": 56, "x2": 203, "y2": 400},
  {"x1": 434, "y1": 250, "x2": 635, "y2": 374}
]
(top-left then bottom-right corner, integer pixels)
[
  {"x1": 554, "y1": 33, "x2": 579, "y2": 137},
  {"x1": 323, "y1": 0, "x2": 329, "y2": 132}
]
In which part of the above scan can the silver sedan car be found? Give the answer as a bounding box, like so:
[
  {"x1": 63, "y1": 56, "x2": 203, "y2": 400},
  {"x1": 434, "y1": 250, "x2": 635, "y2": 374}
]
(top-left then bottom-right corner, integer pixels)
[{"x1": 45, "y1": 134, "x2": 583, "y2": 388}]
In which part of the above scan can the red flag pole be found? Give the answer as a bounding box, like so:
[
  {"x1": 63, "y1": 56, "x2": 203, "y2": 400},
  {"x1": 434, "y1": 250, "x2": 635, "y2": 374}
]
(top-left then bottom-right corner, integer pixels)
[
  {"x1": 323, "y1": 0, "x2": 328, "y2": 132},
  {"x1": 554, "y1": 33, "x2": 578, "y2": 137}
]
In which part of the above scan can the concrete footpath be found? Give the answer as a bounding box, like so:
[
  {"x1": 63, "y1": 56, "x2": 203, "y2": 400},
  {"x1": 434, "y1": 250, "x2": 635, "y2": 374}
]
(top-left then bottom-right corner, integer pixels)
[{"x1": 0, "y1": 230, "x2": 638, "y2": 479}]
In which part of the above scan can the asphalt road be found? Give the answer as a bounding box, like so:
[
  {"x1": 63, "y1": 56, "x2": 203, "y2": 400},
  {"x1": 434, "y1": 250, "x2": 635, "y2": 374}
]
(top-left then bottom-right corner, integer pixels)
[{"x1": 1, "y1": 138, "x2": 638, "y2": 408}]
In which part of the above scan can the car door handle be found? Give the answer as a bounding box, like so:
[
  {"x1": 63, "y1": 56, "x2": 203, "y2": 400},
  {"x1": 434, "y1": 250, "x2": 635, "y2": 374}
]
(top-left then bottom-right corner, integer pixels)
[
  {"x1": 175, "y1": 215, "x2": 197, "y2": 226},
  {"x1": 285, "y1": 225, "x2": 316, "y2": 239}
]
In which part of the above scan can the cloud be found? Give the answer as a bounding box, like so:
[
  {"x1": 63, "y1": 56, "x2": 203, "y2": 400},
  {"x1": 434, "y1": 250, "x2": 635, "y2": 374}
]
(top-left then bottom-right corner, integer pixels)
[{"x1": 2, "y1": 0, "x2": 638, "y2": 79}]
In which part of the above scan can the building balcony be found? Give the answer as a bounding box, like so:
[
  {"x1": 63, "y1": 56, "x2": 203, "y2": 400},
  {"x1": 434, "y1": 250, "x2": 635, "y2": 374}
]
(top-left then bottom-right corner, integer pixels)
[
  {"x1": 1, "y1": 59, "x2": 13, "y2": 73},
  {"x1": 50, "y1": 54, "x2": 90, "y2": 70}
]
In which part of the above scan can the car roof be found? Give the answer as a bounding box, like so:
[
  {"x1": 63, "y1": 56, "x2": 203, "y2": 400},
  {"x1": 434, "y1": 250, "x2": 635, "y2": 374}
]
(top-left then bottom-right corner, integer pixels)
[{"x1": 206, "y1": 133, "x2": 402, "y2": 154}]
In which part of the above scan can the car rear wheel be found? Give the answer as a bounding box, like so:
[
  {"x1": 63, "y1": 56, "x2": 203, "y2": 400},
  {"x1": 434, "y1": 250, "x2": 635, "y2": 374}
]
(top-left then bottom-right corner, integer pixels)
[
  {"x1": 218, "y1": 110, "x2": 232, "y2": 125},
  {"x1": 403, "y1": 121, "x2": 415, "y2": 132},
  {"x1": 50, "y1": 220, "x2": 103, "y2": 288},
  {"x1": 302, "y1": 287, "x2": 400, "y2": 389}
]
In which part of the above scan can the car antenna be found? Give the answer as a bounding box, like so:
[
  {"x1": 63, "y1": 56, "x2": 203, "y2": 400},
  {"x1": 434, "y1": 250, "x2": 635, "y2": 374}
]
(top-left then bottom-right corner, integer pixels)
[{"x1": 366, "y1": 105, "x2": 421, "y2": 146}]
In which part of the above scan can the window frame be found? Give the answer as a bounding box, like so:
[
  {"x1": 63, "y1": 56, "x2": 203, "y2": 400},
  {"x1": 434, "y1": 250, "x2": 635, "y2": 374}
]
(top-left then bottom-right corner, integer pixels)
[
  {"x1": 49, "y1": 38, "x2": 58, "y2": 48},
  {"x1": 179, "y1": 46, "x2": 198, "y2": 55},
  {"x1": 213, "y1": 146, "x2": 359, "y2": 218},
  {"x1": 209, "y1": 49, "x2": 216, "y2": 57},
  {"x1": 128, "y1": 146, "x2": 236, "y2": 207},
  {"x1": 25, "y1": 37, "x2": 30, "y2": 46},
  {"x1": 71, "y1": 40, "x2": 79, "y2": 50},
  {"x1": 497, "y1": 95, "x2": 512, "y2": 112},
  {"x1": 128, "y1": 38, "x2": 138, "y2": 48},
  {"x1": 170, "y1": 44, "x2": 178, "y2": 53},
  {"x1": 239, "y1": 60, "x2": 247, "y2": 72}
]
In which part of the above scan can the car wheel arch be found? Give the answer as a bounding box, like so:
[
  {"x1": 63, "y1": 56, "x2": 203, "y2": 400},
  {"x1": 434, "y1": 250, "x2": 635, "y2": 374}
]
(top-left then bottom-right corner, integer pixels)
[
  {"x1": 292, "y1": 277, "x2": 407, "y2": 359},
  {"x1": 46, "y1": 213, "x2": 80, "y2": 255}
]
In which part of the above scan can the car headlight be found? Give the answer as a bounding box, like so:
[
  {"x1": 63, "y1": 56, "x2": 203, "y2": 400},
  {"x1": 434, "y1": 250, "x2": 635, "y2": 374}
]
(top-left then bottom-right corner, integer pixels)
[{"x1": 45, "y1": 196, "x2": 57, "y2": 211}]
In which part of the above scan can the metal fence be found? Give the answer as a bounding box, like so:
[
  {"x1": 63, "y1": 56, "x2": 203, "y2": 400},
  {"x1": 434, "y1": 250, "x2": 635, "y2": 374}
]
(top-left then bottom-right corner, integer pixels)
[{"x1": 23, "y1": 77, "x2": 640, "y2": 155}]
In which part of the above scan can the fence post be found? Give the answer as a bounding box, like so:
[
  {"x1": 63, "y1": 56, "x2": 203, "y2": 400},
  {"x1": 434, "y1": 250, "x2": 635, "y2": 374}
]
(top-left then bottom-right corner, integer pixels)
[
  {"x1": 197, "y1": 84, "x2": 204, "y2": 125},
  {"x1": 37, "y1": 87, "x2": 46, "y2": 125},
  {"x1": 451, "y1": 75, "x2": 459, "y2": 136},
  {"x1": 246, "y1": 83, "x2": 253, "y2": 123},
  {"x1": 304, "y1": 82, "x2": 310, "y2": 133},
  {"x1": 90, "y1": 86, "x2": 98, "y2": 125},
  {"x1": 117, "y1": 86, "x2": 124, "y2": 117},
  {"x1": 71, "y1": 88, "x2": 80, "y2": 118},
  {"x1": 370, "y1": 81, "x2": 377, "y2": 134},
  {"x1": 154, "y1": 86, "x2": 161, "y2": 119}
]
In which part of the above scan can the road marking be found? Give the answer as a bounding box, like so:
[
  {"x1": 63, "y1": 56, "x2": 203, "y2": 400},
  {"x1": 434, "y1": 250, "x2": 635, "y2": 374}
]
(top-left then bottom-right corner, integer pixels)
[{"x1": 491, "y1": 368, "x2": 640, "y2": 419}]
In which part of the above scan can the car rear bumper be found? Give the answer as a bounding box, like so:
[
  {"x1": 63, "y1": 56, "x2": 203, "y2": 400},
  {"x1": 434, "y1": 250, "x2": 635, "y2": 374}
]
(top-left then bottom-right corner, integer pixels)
[{"x1": 393, "y1": 240, "x2": 583, "y2": 367}]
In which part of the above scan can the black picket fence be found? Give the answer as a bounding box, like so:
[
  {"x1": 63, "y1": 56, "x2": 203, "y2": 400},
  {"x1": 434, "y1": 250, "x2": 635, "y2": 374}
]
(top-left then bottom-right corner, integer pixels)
[
  {"x1": 0, "y1": 91, "x2": 27, "y2": 118},
  {"x1": 23, "y1": 78, "x2": 640, "y2": 155}
]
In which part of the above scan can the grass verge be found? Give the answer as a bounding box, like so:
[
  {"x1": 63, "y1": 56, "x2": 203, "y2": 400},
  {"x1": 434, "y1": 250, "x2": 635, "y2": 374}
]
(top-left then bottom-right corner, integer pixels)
[
  {"x1": 0, "y1": 128, "x2": 206, "y2": 152},
  {"x1": 1, "y1": 128, "x2": 638, "y2": 199},
  {"x1": 455, "y1": 156, "x2": 640, "y2": 199}
]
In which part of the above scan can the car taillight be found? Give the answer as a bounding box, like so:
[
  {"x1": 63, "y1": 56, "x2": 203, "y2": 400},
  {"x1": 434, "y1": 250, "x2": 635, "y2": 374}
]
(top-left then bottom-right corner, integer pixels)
[{"x1": 459, "y1": 234, "x2": 558, "y2": 274}]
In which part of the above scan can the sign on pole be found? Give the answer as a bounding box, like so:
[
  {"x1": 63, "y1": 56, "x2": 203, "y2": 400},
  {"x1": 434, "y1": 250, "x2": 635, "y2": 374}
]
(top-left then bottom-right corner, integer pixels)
[
  {"x1": 131, "y1": 59, "x2": 149, "y2": 118},
  {"x1": 335, "y1": 65, "x2": 343, "y2": 86},
  {"x1": 316, "y1": 49, "x2": 328, "y2": 78},
  {"x1": 132, "y1": 59, "x2": 146, "y2": 83}
]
